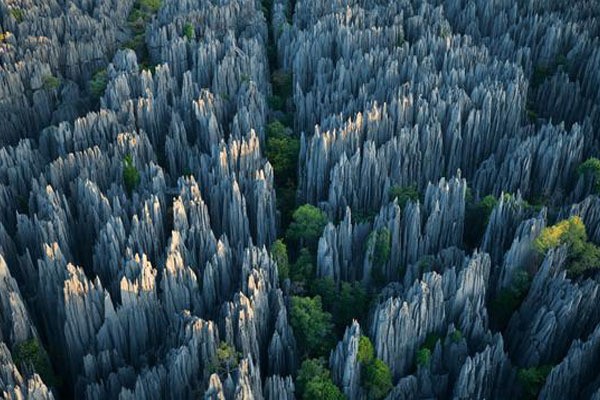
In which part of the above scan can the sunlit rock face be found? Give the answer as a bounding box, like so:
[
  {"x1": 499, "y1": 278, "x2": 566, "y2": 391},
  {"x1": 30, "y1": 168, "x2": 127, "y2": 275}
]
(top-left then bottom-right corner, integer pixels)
[{"x1": 1, "y1": 0, "x2": 600, "y2": 398}]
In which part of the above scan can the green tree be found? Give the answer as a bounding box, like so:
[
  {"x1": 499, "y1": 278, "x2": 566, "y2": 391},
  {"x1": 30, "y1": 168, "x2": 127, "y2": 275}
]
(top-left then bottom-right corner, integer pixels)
[
  {"x1": 183, "y1": 23, "x2": 195, "y2": 40},
  {"x1": 518, "y1": 365, "x2": 553, "y2": 400},
  {"x1": 266, "y1": 121, "x2": 300, "y2": 187},
  {"x1": 90, "y1": 69, "x2": 108, "y2": 99},
  {"x1": 451, "y1": 329, "x2": 463, "y2": 343},
  {"x1": 123, "y1": 154, "x2": 141, "y2": 195},
  {"x1": 271, "y1": 70, "x2": 293, "y2": 99},
  {"x1": 388, "y1": 185, "x2": 419, "y2": 208},
  {"x1": 139, "y1": 0, "x2": 161, "y2": 12},
  {"x1": 334, "y1": 281, "x2": 369, "y2": 333},
  {"x1": 373, "y1": 228, "x2": 391, "y2": 267},
  {"x1": 42, "y1": 75, "x2": 60, "y2": 90},
  {"x1": 362, "y1": 358, "x2": 393, "y2": 400},
  {"x1": 296, "y1": 359, "x2": 344, "y2": 400},
  {"x1": 305, "y1": 376, "x2": 345, "y2": 400},
  {"x1": 286, "y1": 204, "x2": 328, "y2": 248},
  {"x1": 291, "y1": 247, "x2": 315, "y2": 285},
  {"x1": 416, "y1": 348, "x2": 431, "y2": 367},
  {"x1": 310, "y1": 277, "x2": 337, "y2": 310},
  {"x1": 464, "y1": 194, "x2": 498, "y2": 248},
  {"x1": 13, "y1": 339, "x2": 59, "y2": 387},
  {"x1": 290, "y1": 296, "x2": 334, "y2": 358},
  {"x1": 370, "y1": 228, "x2": 391, "y2": 285},
  {"x1": 534, "y1": 216, "x2": 600, "y2": 276},
  {"x1": 490, "y1": 269, "x2": 531, "y2": 330},
  {"x1": 210, "y1": 342, "x2": 239, "y2": 375},
  {"x1": 578, "y1": 157, "x2": 600, "y2": 193},
  {"x1": 422, "y1": 333, "x2": 442, "y2": 351},
  {"x1": 356, "y1": 336, "x2": 392, "y2": 400},
  {"x1": 357, "y1": 335, "x2": 375, "y2": 364},
  {"x1": 271, "y1": 239, "x2": 289, "y2": 281}
]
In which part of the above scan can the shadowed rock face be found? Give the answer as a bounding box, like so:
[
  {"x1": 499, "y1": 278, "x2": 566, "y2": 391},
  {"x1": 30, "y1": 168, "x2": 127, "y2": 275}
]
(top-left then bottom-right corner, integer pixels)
[{"x1": 1, "y1": 0, "x2": 600, "y2": 399}]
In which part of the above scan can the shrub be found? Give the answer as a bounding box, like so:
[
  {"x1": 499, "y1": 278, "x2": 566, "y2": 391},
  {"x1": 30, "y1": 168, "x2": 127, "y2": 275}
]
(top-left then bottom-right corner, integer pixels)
[
  {"x1": 362, "y1": 358, "x2": 393, "y2": 400},
  {"x1": 286, "y1": 204, "x2": 327, "y2": 248},
  {"x1": 388, "y1": 185, "x2": 419, "y2": 208},
  {"x1": 534, "y1": 216, "x2": 600, "y2": 276},
  {"x1": 369, "y1": 228, "x2": 391, "y2": 285},
  {"x1": 518, "y1": 365, "x2": 553, "y2": 399},
  {"x1": 296, "y1": 359, "x2": 344, "y2": 400},
  {"x1": 268, "y1": 95, "x2": 285, "y2": 111},
  {"x1": 357, "y1": 335, "x2": 375, "y2": 364},
  {"x1": 42, "y1": 75, "x2": 60, "y2": 90},
  {"x1": 451, "y1": 329, "x2": 463, "y2": 343},
  {"x1": 578, "y1": 157, "x2": 600, "y2": 193},
  {"x1": 373, "y1": 228, "x2": 391, "y2": 267},
  {"x1": 139, "y1": 0, "x2": 161, "y2": 13},
  {"x1": 266, "y1": 121, "x2": 299, "y2": 187},
  {"x1": 183, "y1": 23, "x2": 194, "y2": 40},
  {"x1": 334, "y1": 281, "x2": 369, "y2": 333},
  {"x1": 291, "y1": 247, "x2": 315, "y2": 285},
  {"x1": 290, "y1": 296, "x2": 334, "y2": 358},
  {"x1": 272, "y1": 70, "x2": 292, "y2": 99},
  {"x1": 210, "y1": 342, "x2": 239, "y2": 375},
  {"x1": 123, "y1": 154, "x2": 141, "y2": 195},
  {"x1": 534, "y1": 216, "x2": 586, "y2": 254},
  {"x1": 464, "y1": 194, "x2": 498, "y2": 248},
  {"x1": 90, "y1": 69, "x2": 108, "y2": 99},
  {"x1": 10, "y1": 8, "x2": 24, "y2": 22},
  {"x1": 356, "y1": 336, "x2": 392, "y2": 400},
  {"x1": 416, "y1": 348, "x2": 431, "y2": 367},
  {"x1": 270, "y1": 239, "x2": 289, "y2": 281},
  {"x1": 422, "y1": 333, "x2": 442, "y2": 351},
  {"x1": 491, "y1": 269, "x2": 531, "y2": 329},
  {"x1": 13, "y1": 339, "x2": 58, "y2": 387}
]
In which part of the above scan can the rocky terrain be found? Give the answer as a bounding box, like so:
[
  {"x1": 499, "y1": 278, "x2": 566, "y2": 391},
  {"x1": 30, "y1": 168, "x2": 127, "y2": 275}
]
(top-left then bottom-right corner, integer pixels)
[{"x1": 0, "y1": 0, "x2": 599, "y2": 399}]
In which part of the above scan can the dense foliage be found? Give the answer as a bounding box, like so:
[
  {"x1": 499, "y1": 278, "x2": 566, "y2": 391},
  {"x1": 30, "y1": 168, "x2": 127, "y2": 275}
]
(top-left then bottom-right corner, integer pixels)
[
  {"x1": 388, "y1": 185, "x2": 419, "y2": 208},
  {"x1": 491, "y1": 269, "x2": 532, "y2": 330},
  {"x1": 289, "y1": 296, "x2": 334, "y2": 358},
  {"x1": 578, "y1": 158, "x2": 600, "y2": 192},
  {"x1": 534, "y1": 216, "x2": 600, "y2": 276},
  {"x1": 296, "y1": 359, "x2": 345, "y2": 400},
  {"x1": 270, "y1": 239, "x2": 290, "y2": 282},
  {"x1": 518, "y1": 365, "x2": 553, "y2": 399},
  {"x1": 286, "y1": 204, "x2": 328, "y2": 248},
  {"x1": 123, "y1": 155, "x2": 141, "y2": 195},
  {"x1": 356, "y1": 335, "x2": 392, "y2": 400},
  {"x1": 464, "y1": 194, "x2": 498, "y2": 248},
  {"x1": 12, "y1": 339, "x2": 58, "y2": 387}
]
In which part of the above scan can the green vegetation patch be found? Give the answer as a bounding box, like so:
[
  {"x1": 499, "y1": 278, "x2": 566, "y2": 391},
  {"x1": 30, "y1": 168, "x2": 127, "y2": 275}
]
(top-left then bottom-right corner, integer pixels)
[
  {"x1": 296, "y1": 359, "x2": 344, "y2": 400},
  {"x1": 578, "y1": 157, "x2": 600, "y2": 193},
  {"x1": 286, "y1": 204, "x2": 327, "y2": 249},
  {"x1": 42, "y1": 75, "x2": 60, "y2": 90},
  {"x1": 90, "y1": 69, "x2": 108, "y2": 99},
  {"x1": 270, "y1": 239, "x2": 289, "y2": 282},
  {"x1": 388, "y1": 184, "x2": 419, "y2": 208},
  {"x1": 123, "y1": 154, "x2": 141, "y2": 195},
  {"x1": 13, "y1": 339, "x2": 59, "y2": 387},
  {"x1": 289, "y1": 295, "x2": 334, "y2": 358},
  {"x1": 464, "y1": 194, "x2": 498, "y2": 249},
  {"x1": 534, "y1": 216, "x2": 600, "y2": 276},
  {"x1": 518, "y1": 365, "x2": 553, "y2": 400}
]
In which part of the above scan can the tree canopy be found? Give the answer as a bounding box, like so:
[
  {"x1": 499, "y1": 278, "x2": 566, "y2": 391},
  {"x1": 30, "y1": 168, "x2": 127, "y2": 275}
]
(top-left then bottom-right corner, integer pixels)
[
  {"x1": 290, "y1": 296, "x2": 334, "y2": 358},
  {"x1": 357, "y1": 335, "x2": 392, "y2": 400},
  {"x1": 286, "y1": 204, "x2": 328, "y2": 248},
  {"x1": 270, "y1": 239, "x2": 289, "y2": 282},
  {"x1": 296, "y1": 359, "x2": 344, "y2": 400},
  {"x1": 534, "y1": 216, "x2": 600, "y2": 276}
]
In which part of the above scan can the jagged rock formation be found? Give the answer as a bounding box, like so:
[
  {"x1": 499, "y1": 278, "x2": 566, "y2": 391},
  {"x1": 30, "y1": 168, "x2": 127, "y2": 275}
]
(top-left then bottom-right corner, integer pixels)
[{"x1": 0, "y1": 0, "x2": 599, "y2": 398}]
